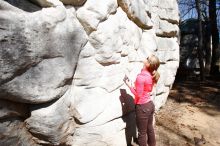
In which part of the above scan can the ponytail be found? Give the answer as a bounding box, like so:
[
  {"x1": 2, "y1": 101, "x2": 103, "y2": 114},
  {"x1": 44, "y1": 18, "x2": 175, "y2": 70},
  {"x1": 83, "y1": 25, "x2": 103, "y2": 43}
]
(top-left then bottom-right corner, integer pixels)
[{"x1": 152, "y1": 70, "x2": 160, "y2": 84}]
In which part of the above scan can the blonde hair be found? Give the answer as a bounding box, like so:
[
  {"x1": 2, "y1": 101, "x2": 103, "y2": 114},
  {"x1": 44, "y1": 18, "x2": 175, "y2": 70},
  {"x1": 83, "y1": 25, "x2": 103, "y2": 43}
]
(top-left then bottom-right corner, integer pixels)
[{"x1": 146, "y1": 55, "x2": 160, "y2": 83}]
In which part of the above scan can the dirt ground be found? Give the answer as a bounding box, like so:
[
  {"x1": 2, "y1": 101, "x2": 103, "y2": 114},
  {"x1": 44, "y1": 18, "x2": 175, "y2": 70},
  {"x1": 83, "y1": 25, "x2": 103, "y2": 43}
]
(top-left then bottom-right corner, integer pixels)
[{"x1": 155, "y1": 76, "x2": 220, "y2": 146}]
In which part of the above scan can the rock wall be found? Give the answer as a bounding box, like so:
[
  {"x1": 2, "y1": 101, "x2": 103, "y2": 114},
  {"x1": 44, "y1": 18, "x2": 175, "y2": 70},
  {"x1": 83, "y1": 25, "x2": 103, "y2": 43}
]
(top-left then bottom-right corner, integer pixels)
[{"x1": 0, "y1": 0, "x2": 179, "y2": 145}]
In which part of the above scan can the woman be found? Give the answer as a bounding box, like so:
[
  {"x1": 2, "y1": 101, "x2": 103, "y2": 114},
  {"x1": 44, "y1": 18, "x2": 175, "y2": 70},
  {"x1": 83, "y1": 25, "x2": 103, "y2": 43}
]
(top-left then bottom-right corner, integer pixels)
[{"x1": 124, "y1": 55, "x2": 160, "y2": 146}]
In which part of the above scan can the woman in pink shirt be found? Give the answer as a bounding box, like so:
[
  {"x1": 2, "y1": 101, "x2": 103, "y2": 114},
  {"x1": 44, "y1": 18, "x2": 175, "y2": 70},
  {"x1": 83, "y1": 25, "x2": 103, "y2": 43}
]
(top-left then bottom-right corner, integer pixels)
[{"x1": 124, "y1": 55, "x2": 160, "y2": 146}]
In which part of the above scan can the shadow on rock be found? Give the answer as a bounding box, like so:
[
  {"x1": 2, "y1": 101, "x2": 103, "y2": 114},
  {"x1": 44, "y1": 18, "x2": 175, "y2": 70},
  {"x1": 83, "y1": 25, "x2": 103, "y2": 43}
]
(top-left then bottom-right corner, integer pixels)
[{"x1": 119, "y1": 89, "x2": 138, "y2": 146}]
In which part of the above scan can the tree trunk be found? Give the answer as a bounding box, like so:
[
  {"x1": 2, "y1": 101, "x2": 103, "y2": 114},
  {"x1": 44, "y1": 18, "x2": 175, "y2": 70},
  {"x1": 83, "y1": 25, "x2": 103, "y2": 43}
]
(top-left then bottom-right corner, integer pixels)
[
  {"x1": 209, "y1": 0, "x2": 220, "y2": 74},
  {"x1": 196, "y1": 0, "x2": 205, "y2": 80},
  {"x1": 204, "y1": 0, "x2": 212, "y2": 75},
  {"x1": 204, "y1": 34, "x2": 212, "y2": 74}
]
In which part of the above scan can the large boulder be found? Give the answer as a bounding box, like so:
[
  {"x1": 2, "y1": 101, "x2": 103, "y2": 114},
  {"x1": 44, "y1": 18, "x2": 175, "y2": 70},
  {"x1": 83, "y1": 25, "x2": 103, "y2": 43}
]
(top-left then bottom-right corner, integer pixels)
[
  {"x1": 0, "y1": 0, "x2": 180, "y2": 145},
  {"x1": 0, "y1": 1, "x2": 87, "y2": 103}
]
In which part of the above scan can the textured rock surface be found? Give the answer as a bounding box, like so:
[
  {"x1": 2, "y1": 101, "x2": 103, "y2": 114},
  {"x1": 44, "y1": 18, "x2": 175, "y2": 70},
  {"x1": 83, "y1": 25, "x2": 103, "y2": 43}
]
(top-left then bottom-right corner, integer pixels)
[
  {"x1": 0, "y1": 0, "x2": 179, "y2": 145},
  {"x1": 0, "y1": 1, "x2": 87, "y2": 103},
  {"x1": 30, "y1": 0, "x2": 86, "y2": 7}
]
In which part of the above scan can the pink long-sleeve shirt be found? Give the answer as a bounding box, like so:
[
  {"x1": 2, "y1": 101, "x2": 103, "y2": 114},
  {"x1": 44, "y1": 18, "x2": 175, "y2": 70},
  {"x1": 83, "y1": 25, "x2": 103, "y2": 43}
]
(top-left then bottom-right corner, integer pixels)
[{"x1": 129, "y1": 69, "x2": 153, "y2": 104}]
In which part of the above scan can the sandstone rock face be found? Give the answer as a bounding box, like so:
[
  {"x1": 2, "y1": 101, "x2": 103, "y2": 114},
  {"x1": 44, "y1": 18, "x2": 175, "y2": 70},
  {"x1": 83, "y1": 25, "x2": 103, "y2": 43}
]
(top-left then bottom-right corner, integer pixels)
[{"x1": 0, "y1": 0, "x2": 179, "y2": 145}]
